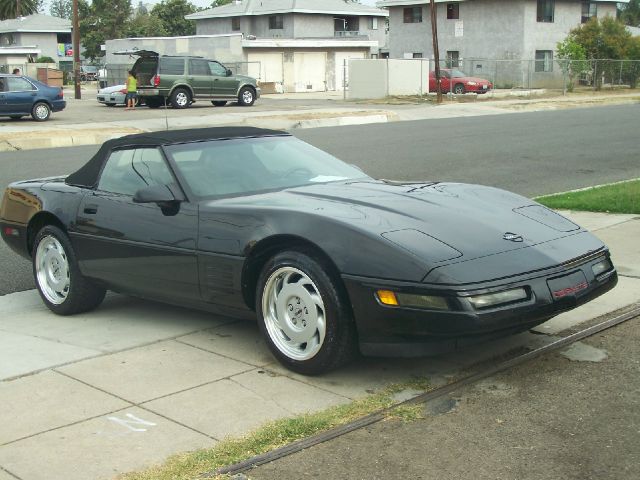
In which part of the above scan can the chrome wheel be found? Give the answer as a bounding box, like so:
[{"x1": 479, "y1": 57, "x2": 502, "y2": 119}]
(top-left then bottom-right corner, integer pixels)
[
  {"x1": 242, "y1": 89, "x2": 254, "y2": 104},
  {"x1": 261, "y1": 267, "x2": 326, "y2": 361},
  {"x1": 35, "y1": 235, "x2": 69, "y2": 305}
]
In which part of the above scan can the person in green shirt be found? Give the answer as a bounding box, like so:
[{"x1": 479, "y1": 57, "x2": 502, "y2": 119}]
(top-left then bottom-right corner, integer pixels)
[{"x1": 125, "y1": 70, "x2": 137, "y2": 110}]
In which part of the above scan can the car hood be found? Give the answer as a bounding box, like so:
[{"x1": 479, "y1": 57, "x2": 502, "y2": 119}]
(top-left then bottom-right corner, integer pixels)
[{"x1": 275, "y1": 180, "x2": 582, "y2": 263}]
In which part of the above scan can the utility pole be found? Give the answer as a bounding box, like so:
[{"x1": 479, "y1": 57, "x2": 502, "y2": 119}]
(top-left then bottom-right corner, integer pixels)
[
  {"x1": 16, "y1": 0, "x2": 21, "y2": 17},
  {"x1": 430, "y1": 0, "x2": 442, "y2": 103},
  {"x1": 73, "y1": 0, "x2": 81, "y2": 99}
]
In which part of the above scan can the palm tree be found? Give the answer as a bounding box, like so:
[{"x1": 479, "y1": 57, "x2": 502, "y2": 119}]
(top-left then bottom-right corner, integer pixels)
[{"x1": 0, "y1": 0, "x2": 41, "y2": 21}]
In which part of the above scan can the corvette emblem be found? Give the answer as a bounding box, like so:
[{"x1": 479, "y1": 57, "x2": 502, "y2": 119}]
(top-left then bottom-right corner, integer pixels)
[{"x1": 503, "y1": 232, "x2": 524, "y2": 242}]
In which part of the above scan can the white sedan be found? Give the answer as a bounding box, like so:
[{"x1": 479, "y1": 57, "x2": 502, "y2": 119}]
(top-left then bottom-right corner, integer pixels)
[{"x1": 96, "y1": 85, "x2": 142, "y2": 107}]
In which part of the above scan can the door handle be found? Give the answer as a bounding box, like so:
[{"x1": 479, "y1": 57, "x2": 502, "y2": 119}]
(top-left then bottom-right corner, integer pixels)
[{"x1": 83, "y1": 204, "x2": 98, "y2": 214}]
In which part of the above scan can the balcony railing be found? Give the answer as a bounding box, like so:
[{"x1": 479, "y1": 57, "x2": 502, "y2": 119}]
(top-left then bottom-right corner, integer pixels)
[{"x1": 334, "y1": 30, "x2": 363, "y2": 37}]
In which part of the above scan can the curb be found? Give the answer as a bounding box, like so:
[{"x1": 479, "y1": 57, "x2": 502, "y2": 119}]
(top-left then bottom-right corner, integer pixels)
[{"x1": 0, "y1": 111, "x2": 394, "y2": 152}]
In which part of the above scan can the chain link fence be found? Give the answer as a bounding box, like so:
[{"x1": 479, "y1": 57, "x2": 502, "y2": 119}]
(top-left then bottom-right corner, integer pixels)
[{"x1": 433, "y1": 58, "x2": 640, "y2": 92}]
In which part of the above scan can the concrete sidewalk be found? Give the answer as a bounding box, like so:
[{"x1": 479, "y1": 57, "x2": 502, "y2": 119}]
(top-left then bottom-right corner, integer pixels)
[
  {"x1": 1, "y1": 90, "x2": 638, "y2": 151},
  {"x1": 0, "y1": 211, "x2": 638, "y2": 480}
]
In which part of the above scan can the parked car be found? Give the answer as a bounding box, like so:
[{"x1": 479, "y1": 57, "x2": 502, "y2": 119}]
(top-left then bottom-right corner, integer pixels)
[
  {"x1": 0, "y1": 74, "x2": 65, "y2": 121},
  {"x1": 114, "y1": 49, "x2": 260, "y2": 109},
  {"x1": 0, "y1": 127, "x2": 617, "y2": 374},
  {"x1": 96, "y1": 84, "x2": 142, "y2": 107},
  {"x1": 80, "y1": 65, "x2": 98, "y2": 81},
  {"x1": 429, "y1": 69, "x2": 493, "y2": 94}
]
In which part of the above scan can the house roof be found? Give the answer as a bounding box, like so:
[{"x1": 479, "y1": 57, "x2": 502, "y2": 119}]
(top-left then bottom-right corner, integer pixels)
[
  {"x1": 186, "y1": 0, "x2": 389, "y2": 21},
  {"x1": 0, "y1": 14, "x2": 71, "y2": 34},
  {"x1": 376, "y1": 0, "x2": 625, "y2": 5}
]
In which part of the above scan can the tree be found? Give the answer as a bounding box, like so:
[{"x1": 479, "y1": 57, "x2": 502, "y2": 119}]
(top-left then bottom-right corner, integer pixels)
[
  {"x1": 80, "y1": 0, "x2": 131, "y2": 60},
  {"x1": 0, "y1": 0, "x2": 40, "y2": 20},
  {"x1": 568, "y1": 17, "x2": 632, "y2": 60},
  {"x1": 556, "y1": 37, "x2": 588, "y2": 92},
  {"x1": 563, "y1": 17, "x2": 635, "y2": 89},
  {"x1": 126, "y1": 13, "x2": 168, "y2": 38},
  {"x1": 49, "y1": 0, "x2": 72, "y2": 19},
  {"x1": 151, "y1": 0, "x2": 197, "y2": 37},
  {"x1": 211, "y1": 0, "x2": 233, "y2": 7},
  {"x1": 619, "y1": 0, "x2": 640, "y2": 27}
]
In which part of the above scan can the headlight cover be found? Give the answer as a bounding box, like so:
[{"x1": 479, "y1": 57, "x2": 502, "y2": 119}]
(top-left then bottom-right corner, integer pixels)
[{"x1": 467, "y1": 287, "x2": 528, "y2": 309}]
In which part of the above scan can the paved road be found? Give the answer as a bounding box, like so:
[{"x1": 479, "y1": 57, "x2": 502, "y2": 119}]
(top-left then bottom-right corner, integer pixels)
[{"x1": 1, "y1": 104, "x2": 638, "y2": 295}]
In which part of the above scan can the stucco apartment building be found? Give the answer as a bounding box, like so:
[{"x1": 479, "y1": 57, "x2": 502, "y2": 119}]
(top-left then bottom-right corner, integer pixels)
[
  {"x1": 185, "y1": 0, "x2": 389, "y2": 91},
  {"x1": 0, "y1": 14, "x2": 72, "y2": 69},
  {"x1": 378, "y1": 0, "x2": 622, "y2": 72}
]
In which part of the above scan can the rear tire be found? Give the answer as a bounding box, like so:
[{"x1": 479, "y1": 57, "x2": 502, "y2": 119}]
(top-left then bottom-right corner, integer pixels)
[
  {"x1": 170, "y1": 88, "x2": 191, "y2": 109},
  {"x1": 31, "y1": 102, "x2": 51, "y2": 121},
  {"x1": 145, "y1": 96, "x2": 164, "y2": 109},
  {"x1": 32, "y1": 225, "x2": 106, "y2": 315},
  {"x1": 256, "y1": 249, "x2": 357, "y2": 375}
]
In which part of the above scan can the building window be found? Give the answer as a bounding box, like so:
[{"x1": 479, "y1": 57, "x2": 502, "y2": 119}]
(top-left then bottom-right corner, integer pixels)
[
  {"x1": 269, "y1": 15, "x2": 283, "y2": 30},
  {"x1": 446, "y1": 51, "x2": 459, "y2": 67},
  {"x1": 535, "y1": 50, "x2": 553, "y2": 72},
  {"x1": 581, "y1": 1, "x2": 597, "y2": 23},
  {"x1": 231, "y1": 17, "x2": 240, "y2": 31},
  {"x1": 537, "y1": 0, "x2": 554, "y2": 23},
  {"x1": 413, "y1": 52, "x2": 423, "y2": 59},
  {"x1": 447, "y1": 3, "x2": 459, "y2": 20},
  {"x1": 369, "y1": 17, "x2": 378, "y2": 30},
  {"x1": 403, "y1": 7, "x2": 422, "y2": 23}
]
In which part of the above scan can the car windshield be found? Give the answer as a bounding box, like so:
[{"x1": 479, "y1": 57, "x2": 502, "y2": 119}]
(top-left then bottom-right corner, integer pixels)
[
  {"x1": 448, "y1": 70, "x2": 467, "y2": 78},
  {"x1": 165, "y1": 136, "x2": 370, "y2": 198},
  {"x1": 82, "y1": 66, "x2": 98, "y2": 73}
]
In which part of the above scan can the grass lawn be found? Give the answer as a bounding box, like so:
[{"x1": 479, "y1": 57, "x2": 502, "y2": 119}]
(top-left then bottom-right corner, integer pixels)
[
  {"x1": 535, "y1": 180, "x2": 640, "y2": 214},
  {"x1": 120, "y1": 378, "x2": 429, "y2": 480}
]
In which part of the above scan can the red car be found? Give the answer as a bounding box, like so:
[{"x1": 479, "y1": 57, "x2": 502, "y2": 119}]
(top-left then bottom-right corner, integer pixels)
[{"x1": 429, "y1": 69, "x2": 493, "y2": 94}]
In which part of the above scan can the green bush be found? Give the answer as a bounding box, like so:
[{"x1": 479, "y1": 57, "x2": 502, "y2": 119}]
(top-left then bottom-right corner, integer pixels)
[{"x1": 34, "y1": 56, "x2": 55, "y2": 64}]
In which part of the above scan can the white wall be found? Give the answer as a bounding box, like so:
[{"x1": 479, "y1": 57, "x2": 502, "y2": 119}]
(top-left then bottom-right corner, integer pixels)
[{"x1": 348, "y1": 58, "x2": 429, "y2": 99}]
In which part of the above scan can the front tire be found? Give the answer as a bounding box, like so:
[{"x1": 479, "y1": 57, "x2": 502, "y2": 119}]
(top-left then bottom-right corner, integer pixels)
[
  {"x1": 31, "y1": 102, "x2": 51, "y2": 121},
  {"x1": 33, "y1": 225, "x2": 106, "y2": 315},
  {"x1": 170, "y1": 88, "x2": 191, "y2": 109},
  {"x1": 237, "y1": 86, "x2": 256, "y2": 106},
  {"x1": 256, "y1": 250, "x2": 357, "y2": 375},
  {"x1": 453, "y1": 83, "x2": 465, "y2": 95}
]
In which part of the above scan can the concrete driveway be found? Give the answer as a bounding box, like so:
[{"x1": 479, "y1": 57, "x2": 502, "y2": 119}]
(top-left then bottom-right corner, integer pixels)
[{"x1": 0, "y1": 212, "x2": 639, "y2": 480}]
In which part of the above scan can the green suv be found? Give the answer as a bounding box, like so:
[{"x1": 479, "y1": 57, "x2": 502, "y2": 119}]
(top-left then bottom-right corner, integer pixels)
[{"x1": 118, "y1": 50, "x2": 260, "y2": 109}]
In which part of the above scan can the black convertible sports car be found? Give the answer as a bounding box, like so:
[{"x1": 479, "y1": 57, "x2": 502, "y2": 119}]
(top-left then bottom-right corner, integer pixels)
[{"x1": 0, "y1": 127, "x2": 617, "y2": 374}]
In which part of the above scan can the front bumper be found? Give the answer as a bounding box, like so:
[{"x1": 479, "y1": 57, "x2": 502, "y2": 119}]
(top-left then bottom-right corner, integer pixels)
[{"x1": 344, "y1": 250, "x2": 617, "y2": 357}]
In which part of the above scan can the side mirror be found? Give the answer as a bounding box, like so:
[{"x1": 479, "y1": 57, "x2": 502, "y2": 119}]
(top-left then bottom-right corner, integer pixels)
[
  {"x1": 133, "y1": 184, "x2": 182, "y2": 204},
  {"x1": 226, "y1": 69, "x2": 233, "y2": 77}
]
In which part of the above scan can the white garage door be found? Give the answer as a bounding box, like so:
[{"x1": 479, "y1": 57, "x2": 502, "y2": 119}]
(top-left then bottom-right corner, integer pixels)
[
  {"x1": 335, "y1": 52, "x2": 366, "y2": 91},
  {"x1": 247, "y1": 52, "x2": 284, "y2": 83},
  {"x1": 293, "y1": 52, "x2": 327, "y2": 92}
]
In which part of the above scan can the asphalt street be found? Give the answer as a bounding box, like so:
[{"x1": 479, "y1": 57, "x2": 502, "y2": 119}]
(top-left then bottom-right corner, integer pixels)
[{"x1": 1, "y1": 104, "x2": 638, "y2": 296}]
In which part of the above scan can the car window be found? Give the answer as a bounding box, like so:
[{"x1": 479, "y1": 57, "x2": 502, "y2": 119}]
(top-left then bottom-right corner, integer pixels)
[
  {"x1": 98, "y1": 148, "x2": 174, "y2": 196},
  {"x1": 159, "y1": 57, "x2": 185, "y2": 75},
  {"x1": 166, "y1": 136, "x2": 369, "y2": 197},
  {"x1": 209, "y1": 61, "x2": 227, "y2": 76},
  {"x1": 189, "y1": 59, "x2": 210, "y2": 76},
  {"x1": 0, "y1": 78, "x2": 5, "y2": 91},
  {"x1": 7, "y1": 77, "x2": 35, "y2": 92}
]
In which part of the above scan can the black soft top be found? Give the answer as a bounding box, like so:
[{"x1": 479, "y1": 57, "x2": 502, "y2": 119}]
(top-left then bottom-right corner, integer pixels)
[{"x1": 65, "y1": 127, "x2": 289, "y2": 188}]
